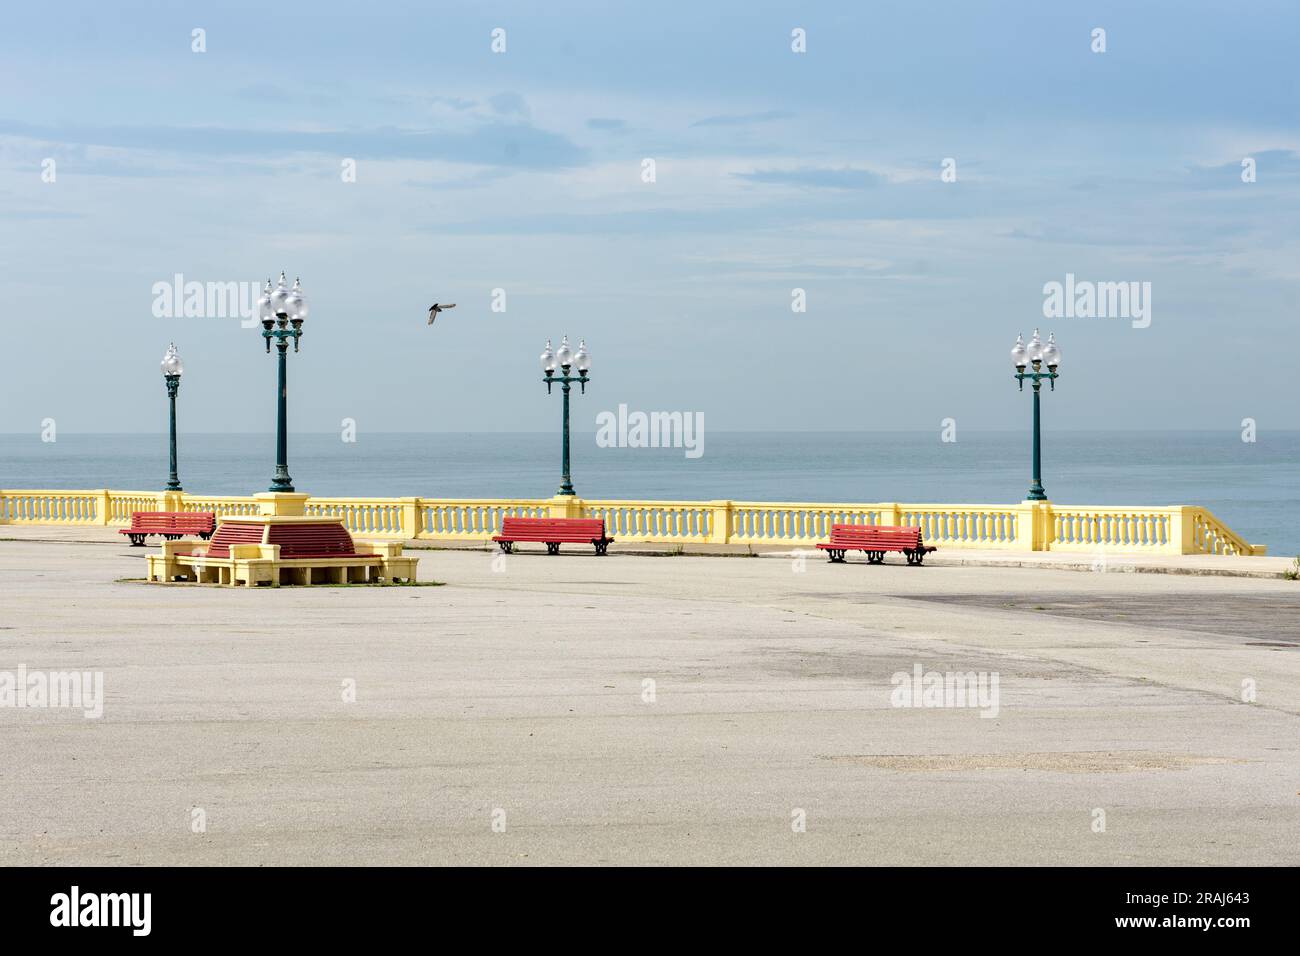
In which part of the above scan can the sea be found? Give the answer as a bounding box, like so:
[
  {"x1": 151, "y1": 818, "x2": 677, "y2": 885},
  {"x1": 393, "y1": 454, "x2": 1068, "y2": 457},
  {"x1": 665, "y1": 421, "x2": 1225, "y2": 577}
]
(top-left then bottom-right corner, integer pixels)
[{"x1": 1, "y1": 431, "x2": 1296, "y2": 555}]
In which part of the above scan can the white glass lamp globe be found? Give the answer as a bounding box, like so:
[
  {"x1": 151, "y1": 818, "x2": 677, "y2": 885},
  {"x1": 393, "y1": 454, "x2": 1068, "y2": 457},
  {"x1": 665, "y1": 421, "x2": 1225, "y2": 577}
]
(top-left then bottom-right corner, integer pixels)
[
  {"x1": 161, "y1": 343, "x2": 183, "y2": 377},
  {"x1": 574, "y1": 339, "x2": 590, "y2": 373},
  {"x1": 540, "y1": 339, "x2": 556, "y2": 372},
  {"x1": 556, "y1": 335, "x2": 573, "y2": 368},
  {"x1": 1042, "y1": 332, "x2": 1061, "y2": 369},
  {"x1": 286, "y1": 277, "x2": 308, "y2": 322},
  {"x1": 257, "y1": 279, "x2": 275, "y2": 322},
  {"x1": 270, "y1": 272, "x2": 292, "y2": 317},
  {"x1": 1010, "y1": 334, "x2": 1027, "y2": 369},
  {"x1": 1026, "y1": 328, "x2": 1044, "y2": 364}
]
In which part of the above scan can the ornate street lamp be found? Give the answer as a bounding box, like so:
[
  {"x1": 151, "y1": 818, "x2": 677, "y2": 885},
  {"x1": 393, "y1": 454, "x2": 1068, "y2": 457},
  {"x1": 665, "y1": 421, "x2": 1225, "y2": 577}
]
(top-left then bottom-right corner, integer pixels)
[
  {"x1": 540, "y1": 336, "x2": 591, "y2": 496},
  {"x1": 160, "y1": 343, "x2": 184, "y2": 491},
  {"x1": 257, "y1": 273, "x2": 308, "y2": 493},
  {"x1": 1010, "y1": 328, "x2": 1061, "y2": 501}
]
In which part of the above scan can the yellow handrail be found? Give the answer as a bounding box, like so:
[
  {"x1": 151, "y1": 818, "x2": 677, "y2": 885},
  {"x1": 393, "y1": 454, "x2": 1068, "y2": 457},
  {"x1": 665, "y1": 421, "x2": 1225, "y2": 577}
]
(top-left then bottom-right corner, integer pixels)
[{"x1": 0, "y1": 489, "x2": 1266, "y2": 555}]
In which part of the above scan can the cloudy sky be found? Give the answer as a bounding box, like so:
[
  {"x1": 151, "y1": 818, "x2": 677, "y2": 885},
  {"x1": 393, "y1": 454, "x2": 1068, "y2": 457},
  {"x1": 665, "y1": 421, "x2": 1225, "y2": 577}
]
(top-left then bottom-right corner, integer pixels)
[{"x1": 1, "y1": 0, "x2": 1296, "y2": 435}]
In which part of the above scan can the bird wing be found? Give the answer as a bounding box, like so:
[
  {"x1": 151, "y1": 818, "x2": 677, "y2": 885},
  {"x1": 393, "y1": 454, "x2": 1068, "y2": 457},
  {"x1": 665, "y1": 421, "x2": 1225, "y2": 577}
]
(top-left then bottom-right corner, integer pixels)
[{"x1": 442, "y1": 303, "x2": 456, "y2": 309}]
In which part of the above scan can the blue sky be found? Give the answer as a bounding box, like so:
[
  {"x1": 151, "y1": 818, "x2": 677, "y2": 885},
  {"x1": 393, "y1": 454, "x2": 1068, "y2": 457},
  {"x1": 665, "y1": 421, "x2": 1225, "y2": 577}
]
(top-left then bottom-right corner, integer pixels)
[{"x1": 1, "y1": 0, "x2": 1297, "y2": 436}]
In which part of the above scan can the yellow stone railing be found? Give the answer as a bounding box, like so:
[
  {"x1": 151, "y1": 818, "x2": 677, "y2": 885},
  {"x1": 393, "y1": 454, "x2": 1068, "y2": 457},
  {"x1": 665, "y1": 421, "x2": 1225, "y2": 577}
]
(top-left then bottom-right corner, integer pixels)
[
  {"x1": 305, "y1": 496, "x2": 407, "y2": 536},
  {"x1": 175, "y1": 495, "x2": 261, "y2": 520},
  {"x1": 1186, "y1": 507, "x2": 1261, "y2": 557},
  {"x1": 0, "y1": 489, "x2": 1266, "y2": 556},
  {"x1": 413, "y1": 499, "x2": 551, "y2": 540},
  {"x1": 0, "y1": 489, "x2": 105, "y2": 524}
]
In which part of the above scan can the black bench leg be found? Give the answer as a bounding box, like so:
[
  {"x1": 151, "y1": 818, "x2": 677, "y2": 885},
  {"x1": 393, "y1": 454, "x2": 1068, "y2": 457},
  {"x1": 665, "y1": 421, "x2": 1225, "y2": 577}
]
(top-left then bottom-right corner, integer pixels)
[
  {"x1": 594, "y1": 540, "x2": 608, "y2": 556},
  {"x1": 128, "y1": 534, "x2": 145, "y2": 547},
  {"x1": 498, "y1": 541, "x2": 513, "y2": 554},
  {"x1": 546, "y1": 542, "x2": 560, "y2": 556},
  {"x1": 827, "y1": 549, "x2": 845, "y2": 563}
]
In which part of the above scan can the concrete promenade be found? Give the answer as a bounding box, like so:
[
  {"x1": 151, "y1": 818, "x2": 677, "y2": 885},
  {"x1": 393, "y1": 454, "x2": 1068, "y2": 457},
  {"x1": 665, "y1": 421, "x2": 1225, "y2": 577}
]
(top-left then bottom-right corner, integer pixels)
[{"x1": 1, "y1": 525, "x2": 1297, "y2": 865}]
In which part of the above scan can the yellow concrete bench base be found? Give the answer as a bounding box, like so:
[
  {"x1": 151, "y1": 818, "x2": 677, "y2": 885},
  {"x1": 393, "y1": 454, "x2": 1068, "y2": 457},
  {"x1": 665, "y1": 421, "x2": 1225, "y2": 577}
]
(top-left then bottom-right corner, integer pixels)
[{"x1": 146, "y1": 539, "x2": 418, "y2": 587}]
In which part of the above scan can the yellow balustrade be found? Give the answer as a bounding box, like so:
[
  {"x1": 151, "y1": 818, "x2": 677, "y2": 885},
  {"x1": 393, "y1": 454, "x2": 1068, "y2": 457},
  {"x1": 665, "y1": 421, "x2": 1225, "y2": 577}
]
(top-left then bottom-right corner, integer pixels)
[
  {"x1": 586, "y1": 500, "x2": 717, "y2": 543},
  {"x1": 728, "y1": 502, "x2": 889, "y2": 545},
  {"x1": 414, "y1": 499, "x2": 550, "y2": 540},
  {"x1": 0, "y1": 489, "x2": 1266, "y2": 556},
  {"x1": 304, "y1": 497, "x2": 406, "y2": 536},
  {"x1": 1186, "y1": 507, "x2": 1259, "y2": 557},
  {"x1": 1051, "y1": 505, "x2": 1174, "y2": 552},
  {"x1": 0, "y1": 489, "x2": 106, "y2": 524},
  {"x1": 107, "y1": 491, "x2": 164, "y2": 523},
  {"x1": 177, "y1": 496, "x2": 261, "y2": 520}
]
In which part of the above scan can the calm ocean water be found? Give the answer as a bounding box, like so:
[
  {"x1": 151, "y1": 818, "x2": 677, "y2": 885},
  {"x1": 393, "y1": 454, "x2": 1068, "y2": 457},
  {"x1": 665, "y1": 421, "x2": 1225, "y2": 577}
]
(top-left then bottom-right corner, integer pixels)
[{"x1": 2, "y1": 431, "x2": 1296, "y2": 555}]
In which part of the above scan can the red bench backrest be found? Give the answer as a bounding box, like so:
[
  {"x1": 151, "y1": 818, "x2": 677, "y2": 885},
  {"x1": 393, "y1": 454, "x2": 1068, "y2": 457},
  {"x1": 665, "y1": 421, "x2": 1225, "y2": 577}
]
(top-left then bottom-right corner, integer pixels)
[
  {"x1": 130, "y1": 512, "x2": 178, "y2": 530},
  {"x1": 203, "y1": 521, "x2": 267, "y2": 558},
  {"x1": 204, "y1": 521, "x2": 358, "y2": 558},
  {"x1": 267, "y1": 522, "x2": 358, "y2": 557},
  {"x1": 500, "y1": 517, "x2": 607, "y2": 538},
  {"x1": 129, "y1": 511, "x2": 215, "y2": 532},
  {"x1": 829, "y1": 523, "x2": 924, "y2": 547},
  {"x1": 174, "y1": 512, "x2": 215, "y2": 530}
]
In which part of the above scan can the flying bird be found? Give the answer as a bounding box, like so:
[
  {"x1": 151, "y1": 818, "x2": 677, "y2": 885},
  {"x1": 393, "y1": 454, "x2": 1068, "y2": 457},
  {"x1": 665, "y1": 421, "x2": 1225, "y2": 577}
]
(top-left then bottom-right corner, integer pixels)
[{"x1": 427, "y1": 302, "x2": 457, "y2": 325}]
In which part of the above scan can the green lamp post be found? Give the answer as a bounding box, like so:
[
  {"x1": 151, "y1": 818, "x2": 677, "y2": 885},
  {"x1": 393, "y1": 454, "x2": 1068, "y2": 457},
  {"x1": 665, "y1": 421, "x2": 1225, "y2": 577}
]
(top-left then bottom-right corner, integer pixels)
[
  {"x1": 257, "y1": 273, "x2": 309, "y2": 493},
  {"x1": 1011, "y1": 329, "x2": 1061, "y2": 501},
  {"x1": 160, "y1": 342, "x2": 184, "y2": 491},
  {"x1": 540, "y1": 336, "x2": 591, "y2": 496}
]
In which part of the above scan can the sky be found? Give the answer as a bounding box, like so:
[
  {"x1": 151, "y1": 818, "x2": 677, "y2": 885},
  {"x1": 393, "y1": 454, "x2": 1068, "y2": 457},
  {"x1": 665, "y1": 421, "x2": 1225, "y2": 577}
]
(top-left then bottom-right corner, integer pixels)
[{"x1": 0, "y1": 0, "x2": 1297, "y2": 437}]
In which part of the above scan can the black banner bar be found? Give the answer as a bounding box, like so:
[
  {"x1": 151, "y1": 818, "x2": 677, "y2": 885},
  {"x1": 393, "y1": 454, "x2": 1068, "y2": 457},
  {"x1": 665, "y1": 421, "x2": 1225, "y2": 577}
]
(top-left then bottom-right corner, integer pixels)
[{"x1": 0, "y1": 866, "x2": 1287, "y2": 943}]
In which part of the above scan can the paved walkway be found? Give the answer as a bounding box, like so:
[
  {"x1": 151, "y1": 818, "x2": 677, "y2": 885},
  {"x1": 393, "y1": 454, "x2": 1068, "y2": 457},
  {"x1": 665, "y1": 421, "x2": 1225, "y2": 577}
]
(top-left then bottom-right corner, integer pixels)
[{"x1": 0, "y1": 528, "x2": 1296, "y2": 865}]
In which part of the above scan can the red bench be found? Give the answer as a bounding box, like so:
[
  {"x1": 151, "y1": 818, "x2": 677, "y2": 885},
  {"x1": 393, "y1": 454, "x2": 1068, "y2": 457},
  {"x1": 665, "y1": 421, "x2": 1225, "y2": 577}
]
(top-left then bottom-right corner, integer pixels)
[
  {"x1": 492, "y1": 517, "x2": 614, "y2": 556},
  {"x1": 816, "y1": 524, "x2": 936, "y2": 566},
  {"x1": 119, "y1": 511, "x2": 216, "y2": 547}
]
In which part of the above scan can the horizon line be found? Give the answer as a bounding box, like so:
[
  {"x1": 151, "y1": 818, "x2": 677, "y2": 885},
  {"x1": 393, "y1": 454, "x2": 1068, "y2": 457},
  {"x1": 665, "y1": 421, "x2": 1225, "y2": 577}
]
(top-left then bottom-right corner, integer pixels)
[{"x1": 2, "y1": 428, "x2": 1293, "y2": 437}]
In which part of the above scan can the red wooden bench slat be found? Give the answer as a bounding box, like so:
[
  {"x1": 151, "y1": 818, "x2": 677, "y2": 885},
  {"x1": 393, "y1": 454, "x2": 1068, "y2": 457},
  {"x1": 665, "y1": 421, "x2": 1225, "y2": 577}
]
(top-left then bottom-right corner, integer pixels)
[
  {"x1": 816, "y1": 531, "x2": 923, "y2": 546},
  {"x1": 173, "y1": 517, "x2": 214, "y2": 529}
]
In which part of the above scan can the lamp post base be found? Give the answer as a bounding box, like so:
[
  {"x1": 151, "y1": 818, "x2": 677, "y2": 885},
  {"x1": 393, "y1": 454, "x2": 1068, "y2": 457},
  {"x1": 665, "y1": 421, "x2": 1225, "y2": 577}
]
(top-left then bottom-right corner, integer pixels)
[
  {"x1": 556, "y1": 484, "x2": 576, "y2": 496},
  {"x1": 255, "y1": 492, "x2": 310, "y2": 517},
  {"x1": 1025, "y1": 484, "x2": 1047, "y2": 501}
]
